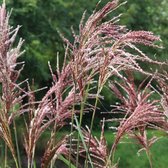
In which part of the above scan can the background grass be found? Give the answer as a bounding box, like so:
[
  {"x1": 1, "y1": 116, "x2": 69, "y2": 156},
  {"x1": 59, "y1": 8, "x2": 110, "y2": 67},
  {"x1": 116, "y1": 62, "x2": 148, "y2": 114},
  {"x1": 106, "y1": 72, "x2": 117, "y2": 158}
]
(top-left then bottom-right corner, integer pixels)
[{"x1": 82, "y1": 130, "x2": 168, "y2": 168}]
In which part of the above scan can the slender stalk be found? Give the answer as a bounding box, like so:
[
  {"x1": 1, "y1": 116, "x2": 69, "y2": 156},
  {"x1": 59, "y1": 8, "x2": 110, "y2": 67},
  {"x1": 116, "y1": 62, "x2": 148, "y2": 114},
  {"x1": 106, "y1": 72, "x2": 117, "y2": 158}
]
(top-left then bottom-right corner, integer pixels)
[
  {"x1": 50, "y1": 153, "x2": 54, "y2": 168},
  {"x1": 146, "y1": 149, "x2": 153, "y2": 168},
  {"x1": 89, "y1": 92, "x2": 99, "y2": 134},
  {"x1": 28, "y1": 159, "x2": 30, "y2": 168},
  {"x1": 85, "y1": 90, "x2": 99, "y2": 168},
  {"x1": 4, "y1": 144, "x2": 7, "y2": 168},
  {"x1": 28, "y1": 146, "x2": 35, "y2": 168},
  {"x1": 76, "y1": 83, "x2": 90, "y2": 168},
  {"x1": 69, "y1": 85, "x2": 76, "y2": 168},
  {"x1": 50, "y1": 122, "x2": 59, "y2": 167},
  {"x1": 76, "y1": 99, "x2": 84, "y2": 167},
  {"x1": 14, "y1": 156, "x2": 19, "y2": 168},
  {"x1": 109, "y1": 143, "x2": 117, "y2": 167},
  {"x1": 13, "y1": 120, "x2": 22, "y2": 168},
  {"x1": 31, "y1": 146, "x2": 35, "y2": 168}
]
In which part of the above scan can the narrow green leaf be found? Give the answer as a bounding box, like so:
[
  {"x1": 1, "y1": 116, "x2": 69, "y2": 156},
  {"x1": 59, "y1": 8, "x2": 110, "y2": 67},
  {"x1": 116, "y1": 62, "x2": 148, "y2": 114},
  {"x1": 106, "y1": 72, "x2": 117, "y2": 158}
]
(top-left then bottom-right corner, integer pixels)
[
  {"x1": 74, "y1": 115, "x2": 94, "y2": 168},
  {"x1": 58, "y1": 155, "x2": 76, "y2": 168}
]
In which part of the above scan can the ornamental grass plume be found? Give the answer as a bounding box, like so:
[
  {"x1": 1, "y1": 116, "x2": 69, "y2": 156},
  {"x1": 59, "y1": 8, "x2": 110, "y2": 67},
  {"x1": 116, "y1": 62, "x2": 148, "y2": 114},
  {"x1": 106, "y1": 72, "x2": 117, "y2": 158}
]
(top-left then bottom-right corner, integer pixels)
[
  {"x1": 107, "y1": 71, "x2": 167, "y2": 167},
  {"x1": 0, "y1": 2, "x2": 25, "y2": 120},
  {"x1": 0, "y1": 2, "x2": 27, "y2": 167},
  {"x1": 61, "y1": 1, "x2": 164, "y2": 161},
  {"x1": 60, "y1": 0, "x2": 165, "y2": 108},
  {"x1": 60, "y1": 0, "x2": 165, "y2": 166},
  {"x1": 24, "y1": 56, "x2": 97, "y2": 167},
  {"x1": 24, "y1": 62, "x2": 80, "y2": 167},
  {"x1": 0, "y1": 0, "x2": 167, "y2": 167}
]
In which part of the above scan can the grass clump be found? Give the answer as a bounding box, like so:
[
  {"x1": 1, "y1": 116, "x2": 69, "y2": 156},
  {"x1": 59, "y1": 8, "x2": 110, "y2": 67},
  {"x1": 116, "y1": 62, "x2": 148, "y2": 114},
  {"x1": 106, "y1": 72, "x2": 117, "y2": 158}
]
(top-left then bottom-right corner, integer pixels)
[{"x1": 0, "y1": 0, "x2": 168, "y2": 168}]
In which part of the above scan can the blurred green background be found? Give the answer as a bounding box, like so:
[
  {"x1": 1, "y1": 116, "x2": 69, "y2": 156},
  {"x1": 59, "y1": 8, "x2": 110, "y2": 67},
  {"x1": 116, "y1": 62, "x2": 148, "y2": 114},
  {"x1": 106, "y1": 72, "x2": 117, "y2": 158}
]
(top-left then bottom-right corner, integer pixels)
[{"x1": 1, "y1": 0, "x2": 168, "y2": 167}]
